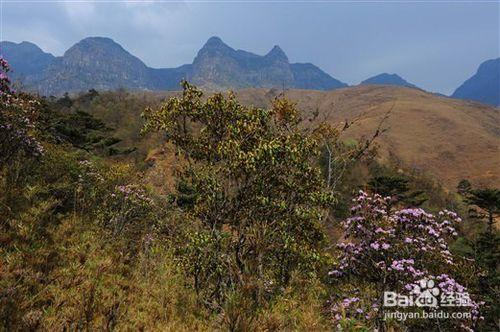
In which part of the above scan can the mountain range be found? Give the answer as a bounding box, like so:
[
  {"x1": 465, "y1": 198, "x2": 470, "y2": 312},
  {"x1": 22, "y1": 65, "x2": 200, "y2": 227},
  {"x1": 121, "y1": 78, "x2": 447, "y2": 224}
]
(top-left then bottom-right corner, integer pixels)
[
  {"x1": 0, "y1": 36, "x2": 498, "y2": 106},
  {"x1": 0, "y1": 36, "x2": 347, "y2": 96}
]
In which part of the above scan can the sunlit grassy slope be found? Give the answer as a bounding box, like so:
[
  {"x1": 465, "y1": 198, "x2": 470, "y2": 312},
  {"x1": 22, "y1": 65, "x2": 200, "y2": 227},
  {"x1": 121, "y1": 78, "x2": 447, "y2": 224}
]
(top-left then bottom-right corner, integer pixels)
[{"x1": 232, "y1": 85, "x2": 499, "y2": 188}]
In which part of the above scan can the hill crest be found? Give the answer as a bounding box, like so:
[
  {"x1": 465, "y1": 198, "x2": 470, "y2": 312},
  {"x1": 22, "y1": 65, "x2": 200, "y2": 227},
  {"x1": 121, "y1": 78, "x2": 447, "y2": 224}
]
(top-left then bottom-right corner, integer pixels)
[
  {"x1": 231, "y1": 85, "x2": 500, "y2": 188},
  {"x1": 361, "y1": 73, "x2": 418, "y2": 89}
]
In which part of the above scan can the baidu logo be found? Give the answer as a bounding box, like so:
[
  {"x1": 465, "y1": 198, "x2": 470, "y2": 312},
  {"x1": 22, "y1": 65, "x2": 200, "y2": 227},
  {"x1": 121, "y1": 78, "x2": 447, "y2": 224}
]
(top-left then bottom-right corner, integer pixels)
[
  {"x1": 383, "y1": 278, "x2": 470, "y2": 308},
  {"x1": 410, "y1": 279, "x2": 440, "y2": 307}
]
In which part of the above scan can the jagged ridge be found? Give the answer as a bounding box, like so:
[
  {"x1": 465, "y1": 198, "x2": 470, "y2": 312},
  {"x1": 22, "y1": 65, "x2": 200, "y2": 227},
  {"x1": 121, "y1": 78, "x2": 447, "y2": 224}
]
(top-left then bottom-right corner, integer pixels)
[{"x1": 0, "y1": 36, "x2": 346, "y2": 95}]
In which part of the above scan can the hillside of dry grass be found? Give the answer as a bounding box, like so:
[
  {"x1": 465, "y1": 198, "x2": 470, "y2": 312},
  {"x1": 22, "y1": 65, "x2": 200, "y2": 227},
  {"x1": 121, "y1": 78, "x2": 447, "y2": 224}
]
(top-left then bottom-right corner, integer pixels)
[{"x1": 230, "y1": 85, "x2": 499, "y2": 188}]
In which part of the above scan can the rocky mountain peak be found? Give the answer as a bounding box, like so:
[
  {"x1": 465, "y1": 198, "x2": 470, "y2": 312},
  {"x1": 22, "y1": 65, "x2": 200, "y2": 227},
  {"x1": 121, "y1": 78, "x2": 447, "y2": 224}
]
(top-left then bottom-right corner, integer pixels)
[
  {"x1": 477, "y1": 58, "x2": 499, "y2": 75},
  {"x1": 452, "y1": 58, "x2": 499, "y2": 106},
  {"x1": 64, "y1": 37, "x2": 129, "y2": 57},
  {"x1": 265, "y1": 45, "x2": 288, "y2": 62},
  {"x1": 204, "y1": 36, "x2": 227, "y2": 48},
  {"x1": 197, "y1": 36, "x2": 233, "y2": 54},
  {"x1": 0, "y1": 40, "x2": 55, "y2": 80},
  {"x1": 60, "y1": 36, "x2": 147, "y2": 73}
]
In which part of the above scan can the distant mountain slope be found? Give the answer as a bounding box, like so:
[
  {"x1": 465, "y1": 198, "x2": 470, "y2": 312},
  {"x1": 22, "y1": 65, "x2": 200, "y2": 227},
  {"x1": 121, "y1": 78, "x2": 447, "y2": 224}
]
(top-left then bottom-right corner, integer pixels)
[
  {"x1": 0, "y1": 41, "x2": 55, "y2": 85},
  {"x1": 231, "y1": 85, "x2": 499, "y2": 187},
  {"x1": 190, "y1": 37, "x2": 346, "y2": 90},
  {"x1": 0, "y1": 36, "x2": 345, "y2": 95},
  {"x1": 34, "y1": 37, "x2": 154, "y2": 96},
  {"x1": 148, "y1": 64, "x2": 192, "y2": 91},
  {"x1": 361, "y1": 73, "x2": 418, "y2": 89},
  {"x1": 291, "y1": 63, "x2": 347, "y2": 90},
  {"x1": 190, "y1": 37, "x2": 294, "y2": 89},
  {"x1": 452, "y1": 58, "x2": 500, "y2": 107}
]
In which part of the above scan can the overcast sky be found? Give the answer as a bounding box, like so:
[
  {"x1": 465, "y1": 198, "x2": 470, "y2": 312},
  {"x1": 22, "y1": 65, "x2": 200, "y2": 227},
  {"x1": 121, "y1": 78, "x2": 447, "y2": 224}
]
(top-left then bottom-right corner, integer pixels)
[{"x1": 1, "y1": 0, "x2": 499, "y2": 94}]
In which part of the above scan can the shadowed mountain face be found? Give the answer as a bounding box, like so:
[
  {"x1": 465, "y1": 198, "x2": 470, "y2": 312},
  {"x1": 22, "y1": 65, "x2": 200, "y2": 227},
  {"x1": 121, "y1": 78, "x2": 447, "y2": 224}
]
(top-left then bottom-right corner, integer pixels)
[
  {"x1": 452, "y1": 58, "x2": 500, "y2": 107},
  {"x1": 361, "y1": 73, "x2": 418, "y2": 89},
  {"x1": 0, "y1": 36, "x2": 345, "y2": 95},
  {"x1": 0, "y1": 41, "x2": 55, "y2": 85},
  {"x1": 290, "y1": 63, "x2": 347, "y2": 90}
]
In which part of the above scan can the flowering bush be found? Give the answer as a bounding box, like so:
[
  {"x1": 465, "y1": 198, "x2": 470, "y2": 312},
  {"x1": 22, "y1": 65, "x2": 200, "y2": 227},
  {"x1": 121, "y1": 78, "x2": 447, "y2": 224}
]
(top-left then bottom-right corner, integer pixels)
[
  {"x1": 100, "y1": 183, "x2": 155, "y2": 235},
  {"x1": 0, "y1": 58, "x2": 12, "y2": 95},
  {"x1": 0, "y1": 57, "x2": 44, "y2": 166},
  {"x1": 329, "y1": 191, "x2": 481, "y2": 331}
]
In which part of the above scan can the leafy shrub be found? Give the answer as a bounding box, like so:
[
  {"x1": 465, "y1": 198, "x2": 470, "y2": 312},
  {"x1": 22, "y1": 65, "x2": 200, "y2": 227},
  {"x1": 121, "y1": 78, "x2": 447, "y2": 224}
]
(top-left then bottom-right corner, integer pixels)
[{"x1": 143, "y1": 82, "x2": 335, "y2": 312}]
